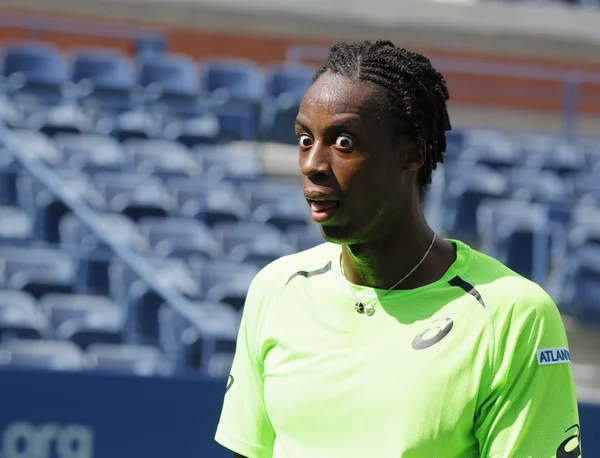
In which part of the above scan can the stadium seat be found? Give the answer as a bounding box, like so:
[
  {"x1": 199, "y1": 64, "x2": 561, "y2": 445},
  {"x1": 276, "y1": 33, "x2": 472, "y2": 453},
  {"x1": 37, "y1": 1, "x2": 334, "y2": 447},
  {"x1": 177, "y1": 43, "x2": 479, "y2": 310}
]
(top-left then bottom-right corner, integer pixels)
[
  {"x1": 158, "y1": 302, "x2": 238, "y2": 375},
  {"x1": 241, "y1": 180, "x2": 304, "y2": 211},
  {"x1": 137, "y1": 53, "x2": 200, "y2": 113},
  {"x1": 137, "y1": 216, "x2": 221, "y2": 261},
  {"x1": 98, "y1": 109, "x2": 162, "y2": 143},
  {"x1": 213, "y1": 221, "x2": 289, "y2": 259},
  {"x1": 84, "y1": 343, "x2": 170, "y2": 376},
  {"x1": 54, "y1": 133, "x2": 128, "y2": 173},
  {"x1": 9, "y1": 129, "x2": 62, "y2": 165},
  {"x1": 560, "y1": 246, "x2": 600, "y2": 324},
  {"x1": 163, "y1": 112, "x2": 221, "y2": 147},
  {"x1": 0, "y1": 245, "x2": 75, "y2": 298},
  {"x1": 444, "y1": 167, "x2": 507, "y2": 241},
  {"x1": 0, "y1": 339, "x2": 83, "y2": 370},
  {"x1": 260, "y1": 95, "x2": 301, "y2": 144},
  {"x1": 264, "y1": 64, "x2": 313, "y2": 101},
  {"x1": 70, "y1": 48, "x2": 133, "y2": 113},
  {"x1": 0, "y1": 205, "x2": 32, "y2": 244},
  {"x1": 287, "y1": 225, "x2": 325, "y2": 252},
  {"x1": 201, "y1": 58, "x2": 263, "y2": 102},
  {"x1": 59, "y1": 212, "x2": 148, "y2": 254},
  {"x1": 26, "y1": 103, "x2": 94, "y2": 138},
  {"x1": 0, "y1": 303, "x2": 47, "y2": 340},
  {"x1": 17, "y1": 169, "x2": 104, "y2": 244},
  {"x1": 1, "y1": 42, "x2": 65, "y2": 107},
  {"x1": 92, "y1": 172, "x2": 175, "y2": 221},
  {"x1": 196, "y1": 144, "x2": 262, "y2": 183},
  {"x1": 109, "y1": 256, "x2": 200, "y2": 345},
  {"x1": 124, "y1": 138, "x2": 201, "y2": 178},
  {"x1": 194, "y1": 260, "x2": 260, "y2": 293},
  {"x1": 477, "y1": 199, "x2": 551, "y2": 285}
]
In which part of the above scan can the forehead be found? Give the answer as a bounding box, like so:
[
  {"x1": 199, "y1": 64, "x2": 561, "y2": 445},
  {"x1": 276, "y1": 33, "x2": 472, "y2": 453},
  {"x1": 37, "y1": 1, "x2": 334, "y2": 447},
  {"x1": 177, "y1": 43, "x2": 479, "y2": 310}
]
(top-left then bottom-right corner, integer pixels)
[{"x1": 298, "y1": 73, "x2": 384, "y2": 123}]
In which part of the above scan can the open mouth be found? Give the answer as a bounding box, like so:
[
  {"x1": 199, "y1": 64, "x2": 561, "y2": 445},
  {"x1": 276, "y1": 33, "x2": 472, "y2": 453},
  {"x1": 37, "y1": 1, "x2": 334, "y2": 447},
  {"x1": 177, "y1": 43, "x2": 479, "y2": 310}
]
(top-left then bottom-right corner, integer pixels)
[{"x1": 308, "y1": 199, "x2": 340, "y2": 223}]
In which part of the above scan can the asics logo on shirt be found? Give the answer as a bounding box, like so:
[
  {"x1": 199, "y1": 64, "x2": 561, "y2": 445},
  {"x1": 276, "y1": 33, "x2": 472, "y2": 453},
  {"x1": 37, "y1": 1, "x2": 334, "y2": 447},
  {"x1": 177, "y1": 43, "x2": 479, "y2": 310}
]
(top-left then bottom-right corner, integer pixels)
[
  {"x1": 411, "y1": 318, "x2": 454, "y2": 350},
  {"x1": 556, "y1": 424, "x2": 581, "y2": 458}
]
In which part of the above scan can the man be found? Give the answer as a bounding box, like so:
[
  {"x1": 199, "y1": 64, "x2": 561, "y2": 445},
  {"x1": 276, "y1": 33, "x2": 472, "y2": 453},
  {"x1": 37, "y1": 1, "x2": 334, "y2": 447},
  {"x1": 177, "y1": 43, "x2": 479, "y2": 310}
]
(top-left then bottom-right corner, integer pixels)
[{"x1": 215, "y1": 40, "x2": 581, "y2": 457}]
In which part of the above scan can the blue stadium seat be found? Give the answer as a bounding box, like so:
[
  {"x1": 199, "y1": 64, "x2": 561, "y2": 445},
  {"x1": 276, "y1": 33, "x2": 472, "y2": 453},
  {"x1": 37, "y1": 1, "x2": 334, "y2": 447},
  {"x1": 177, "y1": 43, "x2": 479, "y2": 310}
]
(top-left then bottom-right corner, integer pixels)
[
  {"x1": 138, "y1": 216, "x2": 221, "y2": 261},
  {"x1": 253, "y1": 199, "x2": 310, "y2": 232},
  {"x1": 0, "y1": 303, "x2": 47, "y2": 340},
  {"x1": 477, "y1": 199, "x2": 551, "y2": 285},
  {"x1": 0, "y1": 205, "x2": 32, "y2": 244},
  {"x1": 84, "y1": 343, "x2": 169, "y2": 376},
  {"x1": 0, "y1": 245, "x2": 75, "y2": 298},
  {"x1": 109, "y1": 257, "x2": 200, "y2": 345},
  {"x1": 70, "y1": 48, "x2": 133, "y2": 113},
  {"x1": 137, "y1": 53, "x2": 200, "y2": 113},
  {"x1": 260, "y1": 96, "x2": 301, "y2": 144},
  {"x1": 508, "y1": 169, "x2": 569, "y2": 203},
  {"x1": 1, "y1": 339, "x2": 83, "y2": 371},
  {"x1": 523, "y1": 140, "x2": 584, "y2": 177},
  {"x1": 201, "y1": 58, "x2": 263, "y2": 102},
  {"x1": 163, "y1": 112, "x2": 221, "y2": 147},
  {"x1": 0, "y1": 94, "x2": 24, "y2": 128},
  {"x1": 560, "y1": 246, "x2": 600, "y2": 323},
  {"x1": 194, "y1": 260, "x2": 260, "y2": 293},
  {"x1": 59, "y1": 212, "x2": 148, "y2": 254},
  {"x1": 287, "y1": 225, "x2": 325, "y2": 252},
  {"x1": 26, "y1": 104, "x2": 94, "y2": 138},
  {"x1": 54, "y1": 133, "x2": 128, "y2": 173},
  {"x1": 124, "y1": 138, "x2": 201, "y2": 178},
  {"x1": 241, "y1": 180, "x2": 304, "y2": 210},
  {"x1": 100, "y1": 109, "x2": 162, "y2": 143},
  {"x1": 205, "y1": 278, "x2": 253, "y2": 311},
  {"x1": 158, "y1": 302, "x2": 238, "y2": 375},
  {"x1": 40, "y1": 293, "x2": 118, "y2": 330},
  {"x1": 92, "y1": 172, "x2": 175, "y2": 221},
  {"x1": 196, "y1": 144, "x2": 262, "y2": 183},
  {"x1": 213, "y1": 222, "x2": 289, "y2": 261},
  {"x1": 444, "y1": 167, "x2": 507, "y2": 241},
  {"x1": 17, "y1": 169, "x2": 106, "y2": 244},
  {"x1": 60, "y1": 213, "x2": 148, "y2": 294},
  {"x1": 1, "y1": 43, "x2": 65, "y2": 106},
  {"x1": 10, "y1": 129, "x2": 63, "y2": 165},
  {"x1": 264, "y1": 65, "x2": 313, "y2": 100}
]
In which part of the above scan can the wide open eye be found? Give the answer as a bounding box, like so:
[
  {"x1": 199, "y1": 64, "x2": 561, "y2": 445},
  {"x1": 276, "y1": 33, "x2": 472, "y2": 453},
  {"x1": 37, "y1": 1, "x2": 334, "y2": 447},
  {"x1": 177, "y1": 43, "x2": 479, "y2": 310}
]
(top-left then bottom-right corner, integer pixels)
[
  {"x1": 334, "y1": 135, "x2": 354, "y2": 149},
  {"x1": 298, "y1": 134, "x2": 313, "y2": 148}
]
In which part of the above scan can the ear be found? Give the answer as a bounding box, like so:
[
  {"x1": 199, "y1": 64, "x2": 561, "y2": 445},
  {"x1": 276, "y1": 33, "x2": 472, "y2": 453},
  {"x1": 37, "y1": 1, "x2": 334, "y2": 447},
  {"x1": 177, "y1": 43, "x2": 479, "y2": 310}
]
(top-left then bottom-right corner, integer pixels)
[{"x1": 403, "y1": 142, "x2": 427, "y2": 171}]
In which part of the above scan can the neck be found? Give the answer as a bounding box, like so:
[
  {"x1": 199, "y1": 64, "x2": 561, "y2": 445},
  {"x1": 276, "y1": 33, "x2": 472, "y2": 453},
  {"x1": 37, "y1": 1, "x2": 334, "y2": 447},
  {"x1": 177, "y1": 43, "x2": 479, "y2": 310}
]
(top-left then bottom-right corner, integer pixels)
[{"x1": 341, "y1": 208, "x2": 451, "y2": 290}]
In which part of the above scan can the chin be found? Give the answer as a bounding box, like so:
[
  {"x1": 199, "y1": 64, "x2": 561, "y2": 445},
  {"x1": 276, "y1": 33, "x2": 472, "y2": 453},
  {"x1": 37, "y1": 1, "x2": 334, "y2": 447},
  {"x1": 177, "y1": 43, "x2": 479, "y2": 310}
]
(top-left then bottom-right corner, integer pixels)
[{"x1": 318, "y1": 224, "x2": 369, "y2": 246}]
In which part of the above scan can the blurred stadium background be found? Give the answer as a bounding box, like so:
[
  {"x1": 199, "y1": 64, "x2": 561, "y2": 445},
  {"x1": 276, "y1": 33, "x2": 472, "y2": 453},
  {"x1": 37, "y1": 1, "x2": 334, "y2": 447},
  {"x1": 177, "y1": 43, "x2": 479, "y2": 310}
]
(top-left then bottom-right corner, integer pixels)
[{"x1": 0, "y1": 0, "x2": 598, "y2": 456}]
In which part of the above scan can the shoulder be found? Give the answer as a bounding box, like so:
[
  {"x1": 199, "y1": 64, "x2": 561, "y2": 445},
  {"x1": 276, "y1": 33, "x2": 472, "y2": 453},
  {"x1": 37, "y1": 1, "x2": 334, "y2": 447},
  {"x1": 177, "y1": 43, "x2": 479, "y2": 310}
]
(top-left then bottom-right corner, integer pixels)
[
  {"x1": 459, "y1": 243, "x2": 559, "y2": 324},
  {"x1": 246, "y1": 242, "x2": 339, "y2": 301}
]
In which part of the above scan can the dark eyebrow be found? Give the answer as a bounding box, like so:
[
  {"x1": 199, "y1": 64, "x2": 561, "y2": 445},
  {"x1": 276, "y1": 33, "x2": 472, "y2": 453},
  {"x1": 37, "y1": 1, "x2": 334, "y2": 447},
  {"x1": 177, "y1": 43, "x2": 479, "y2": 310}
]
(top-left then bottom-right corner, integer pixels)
[{"x1": 295, "y1": 117, "x2": 361, "y2": 133}]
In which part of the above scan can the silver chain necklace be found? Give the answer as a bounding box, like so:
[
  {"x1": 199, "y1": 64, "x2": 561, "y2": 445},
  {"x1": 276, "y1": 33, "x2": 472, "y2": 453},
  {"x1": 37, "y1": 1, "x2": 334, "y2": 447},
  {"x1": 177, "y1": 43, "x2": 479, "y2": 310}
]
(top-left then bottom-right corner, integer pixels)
[{"x1": 340, "y1": 232, "x2": 437, "y2": 316}]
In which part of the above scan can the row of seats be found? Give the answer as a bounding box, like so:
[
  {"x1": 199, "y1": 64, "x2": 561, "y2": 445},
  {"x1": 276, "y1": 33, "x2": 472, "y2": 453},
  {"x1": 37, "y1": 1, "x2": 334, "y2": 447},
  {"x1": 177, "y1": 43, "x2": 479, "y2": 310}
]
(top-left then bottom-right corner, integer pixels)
[
  {"x1": 0, "y1": 339, "x2": 170, "y2": 376},
  {"x1": 1, "y1": 43, "x2": 312, "y2": 144}
]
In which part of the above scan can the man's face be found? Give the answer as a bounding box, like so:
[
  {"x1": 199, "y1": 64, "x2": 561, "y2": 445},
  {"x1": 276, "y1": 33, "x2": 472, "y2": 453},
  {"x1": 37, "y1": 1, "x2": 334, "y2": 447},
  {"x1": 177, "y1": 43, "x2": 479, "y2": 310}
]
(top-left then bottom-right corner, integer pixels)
[{"x1": 296, "y1": 72, "x2": 423, "y2": 245}]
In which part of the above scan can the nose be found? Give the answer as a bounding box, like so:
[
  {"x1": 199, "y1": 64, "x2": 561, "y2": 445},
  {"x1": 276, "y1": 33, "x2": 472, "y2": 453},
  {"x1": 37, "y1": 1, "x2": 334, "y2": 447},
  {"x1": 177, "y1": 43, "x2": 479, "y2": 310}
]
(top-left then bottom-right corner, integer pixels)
[{"x1": 299, "y1": 141, "x2": 332, "y2": 180}]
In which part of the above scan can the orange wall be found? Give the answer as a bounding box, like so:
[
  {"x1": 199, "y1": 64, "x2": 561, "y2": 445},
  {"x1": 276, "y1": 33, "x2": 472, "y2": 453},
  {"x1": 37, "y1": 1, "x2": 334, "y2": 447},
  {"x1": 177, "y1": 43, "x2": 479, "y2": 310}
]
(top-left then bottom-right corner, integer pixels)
[{"x1": 2, "y1": 7, "x2": 599, "y2": 116}]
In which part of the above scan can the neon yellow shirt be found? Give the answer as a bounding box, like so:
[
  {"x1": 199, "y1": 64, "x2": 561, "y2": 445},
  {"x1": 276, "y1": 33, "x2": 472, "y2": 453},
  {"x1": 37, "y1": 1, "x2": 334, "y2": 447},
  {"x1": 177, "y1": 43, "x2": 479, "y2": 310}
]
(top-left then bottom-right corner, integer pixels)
[{"x1": 215, "y1": 239, "x2": 581, "y2": 458}]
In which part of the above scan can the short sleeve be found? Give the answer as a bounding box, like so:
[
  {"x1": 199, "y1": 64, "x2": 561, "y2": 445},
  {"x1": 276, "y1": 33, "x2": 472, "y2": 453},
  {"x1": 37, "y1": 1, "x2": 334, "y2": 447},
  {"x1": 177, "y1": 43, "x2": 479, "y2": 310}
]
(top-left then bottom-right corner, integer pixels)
[
  {"x1": 475, "y1": 291, "x2": 581, "y2": 458},
  {"x1": 215, "y1": 273, "x2": 276, "y2": 458}
]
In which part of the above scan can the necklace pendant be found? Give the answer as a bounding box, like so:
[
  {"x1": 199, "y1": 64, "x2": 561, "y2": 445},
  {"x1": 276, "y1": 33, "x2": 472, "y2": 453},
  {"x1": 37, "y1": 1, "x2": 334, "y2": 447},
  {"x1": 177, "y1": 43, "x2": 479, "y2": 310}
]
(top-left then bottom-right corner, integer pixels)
[
  {"x1": 355, "y1": 302, "x2": 365, "y2": 314},
  {"x1": 364, "y1": 304, "x2": 375, "y2": 316}
]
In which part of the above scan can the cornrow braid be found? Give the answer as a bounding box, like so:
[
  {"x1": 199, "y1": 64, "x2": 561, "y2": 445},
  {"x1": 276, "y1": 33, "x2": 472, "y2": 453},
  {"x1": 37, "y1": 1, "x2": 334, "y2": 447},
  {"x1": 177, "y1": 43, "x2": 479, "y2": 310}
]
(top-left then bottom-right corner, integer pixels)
[{"x1": 313, "y1": 40, "x2": 452, "y2": 196}]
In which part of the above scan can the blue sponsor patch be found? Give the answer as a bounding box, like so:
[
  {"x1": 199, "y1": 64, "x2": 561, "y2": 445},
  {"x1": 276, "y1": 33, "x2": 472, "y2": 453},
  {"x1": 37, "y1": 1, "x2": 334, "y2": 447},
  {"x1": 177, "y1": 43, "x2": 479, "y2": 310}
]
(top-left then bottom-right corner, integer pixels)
[{"x1": 537, "y1": 347, "x2": 571, "y2": 366}]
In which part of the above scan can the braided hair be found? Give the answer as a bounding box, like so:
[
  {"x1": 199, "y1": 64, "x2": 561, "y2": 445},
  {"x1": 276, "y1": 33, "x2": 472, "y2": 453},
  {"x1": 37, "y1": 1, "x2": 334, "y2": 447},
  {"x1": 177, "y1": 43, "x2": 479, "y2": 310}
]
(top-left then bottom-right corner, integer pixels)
[{"x1": 313, "y1": 40, "x2": 452, "y2": 196}]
